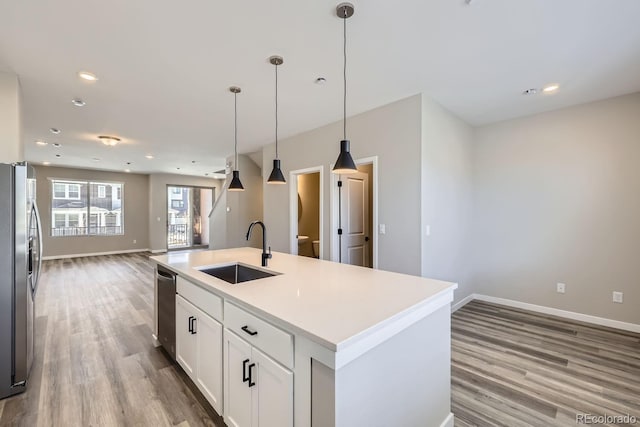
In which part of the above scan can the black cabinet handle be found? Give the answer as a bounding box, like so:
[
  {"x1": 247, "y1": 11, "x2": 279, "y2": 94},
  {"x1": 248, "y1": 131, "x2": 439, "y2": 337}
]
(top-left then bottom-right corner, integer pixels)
[
  {"x1": 248, "y1": 363, "x2": 256, "y2": 387},
  {"x1": 241, "y1": 325, "x2": 258, "y2": 336},
  {"x1": 188, "y1": 316, "x2": 194, "y2": 333},
  {"x1": 191, "y1": 317, "x2": 197, "y2": 335},
  {"x1": 242, "y1": 359, "x2": 250, "y2": 383}
]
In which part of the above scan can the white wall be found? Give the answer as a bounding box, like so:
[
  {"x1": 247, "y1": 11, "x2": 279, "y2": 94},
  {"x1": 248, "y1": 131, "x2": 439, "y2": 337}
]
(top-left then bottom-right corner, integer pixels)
[
  {"x1": 262, "y1": 95, "x2": 423, "y2": 275},
  {"x1": 471, "y1": 92, "x2": 640, "y2": 324},
  {"x1": 0, "y1": 71, "x2": 23, "y2": 163},
  {"x1": 421, "y1": 96, "x2": 474, "y2": 301},
  {"x1": 148, "y1": 173, "x2": 223, "y2": 252}
]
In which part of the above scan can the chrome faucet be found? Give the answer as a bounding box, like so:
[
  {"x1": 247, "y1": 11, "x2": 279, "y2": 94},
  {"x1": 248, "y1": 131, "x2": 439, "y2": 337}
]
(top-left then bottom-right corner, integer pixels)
[{"x1": 246, "y1": 221, "x2": 272, "y2": 267}]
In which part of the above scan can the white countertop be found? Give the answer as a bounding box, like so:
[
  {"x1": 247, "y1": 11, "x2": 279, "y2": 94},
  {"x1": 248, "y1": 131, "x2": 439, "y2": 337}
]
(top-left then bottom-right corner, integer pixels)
[{"x1": 151, "y1": 248, "x2": 457, "y2": 353}]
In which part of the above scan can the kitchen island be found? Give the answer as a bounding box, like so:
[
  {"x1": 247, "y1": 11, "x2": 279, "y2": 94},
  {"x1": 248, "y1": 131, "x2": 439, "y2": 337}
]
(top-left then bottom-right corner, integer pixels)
[{"x1": 151, "y1": 247, "x2": 457, "y2": 427}]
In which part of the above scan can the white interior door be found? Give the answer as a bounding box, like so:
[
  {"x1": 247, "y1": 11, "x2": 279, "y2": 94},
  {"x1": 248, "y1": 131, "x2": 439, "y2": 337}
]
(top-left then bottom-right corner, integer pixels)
[{"x1": 340, "y1": 171, "x2": 370, "y2": 267}]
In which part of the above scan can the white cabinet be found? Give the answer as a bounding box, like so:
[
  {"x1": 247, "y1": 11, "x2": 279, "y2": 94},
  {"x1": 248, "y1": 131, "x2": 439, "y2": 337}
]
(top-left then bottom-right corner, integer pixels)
[
  {"x1": 176, "y1": 295, "x2": 223, "y2": 414},
  {"x1": 224, "y1": 329, "x2": 293, "y2": 427}
]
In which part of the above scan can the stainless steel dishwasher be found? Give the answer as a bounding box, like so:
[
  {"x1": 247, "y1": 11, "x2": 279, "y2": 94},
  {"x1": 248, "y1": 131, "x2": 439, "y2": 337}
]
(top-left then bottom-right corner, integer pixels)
[{"x1": 156, "y1": 266, "x2": 176, "y2": 360}]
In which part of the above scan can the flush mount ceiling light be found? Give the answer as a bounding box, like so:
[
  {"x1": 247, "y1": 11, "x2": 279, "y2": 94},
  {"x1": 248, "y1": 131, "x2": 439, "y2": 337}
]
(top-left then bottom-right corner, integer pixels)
[
  {"x1": 98, "y1": 135, "x2": 121, "y2": 146},
  {"x1": 78, "y1": 71, "x2": 98, "y2": 81},
  {"x1": 315, "y1": 77, "x2": 327, "y2": 85},
  {"x1": 35, "y1": 140, "x2": 47, "y2": 146},
  {"x1": 125, "y1": 169, "x2": 131, "y2": 173},
  {"x1": 49, "y1": 127, "x2": 60, "y2": 134},
  {"x1": 267, "y1": 55, "x2": 286, "y2": 185},
  {"x1": 228, "y1": 86, "x2": 245, "y2": 192},
  {"x1": 145, "y1": 155, "x2": 154, "y2": 159},
  {"x1": 543, "y1": 84, "x2": 560, "y2": 93},
  {"x1": 332, "y1": 2, "x2": 358, "y2": 175},
  {"x1": 42, "y1": 161, "x2": 51, "y2": 166},
  {"x1": 72, "y1": 98, "x2": 86, "y2": 107}
]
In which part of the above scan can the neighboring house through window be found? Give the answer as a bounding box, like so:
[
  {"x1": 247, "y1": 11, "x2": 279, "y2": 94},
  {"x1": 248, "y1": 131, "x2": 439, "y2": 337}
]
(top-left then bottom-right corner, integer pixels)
[{"x1": 50, "y1": 179, "x2": 124, "y2": 237}]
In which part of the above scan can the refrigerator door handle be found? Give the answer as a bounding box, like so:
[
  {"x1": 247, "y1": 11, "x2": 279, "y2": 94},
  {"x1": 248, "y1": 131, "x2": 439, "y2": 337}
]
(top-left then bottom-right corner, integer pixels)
[{"x1": 32, "y1": 201, "x2": 43, "y2": 296}]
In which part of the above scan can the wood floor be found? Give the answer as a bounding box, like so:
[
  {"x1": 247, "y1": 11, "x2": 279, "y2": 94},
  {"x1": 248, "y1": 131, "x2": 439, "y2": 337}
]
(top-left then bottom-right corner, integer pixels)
[
  {"x1": 2, "y1": 254, "x2": 639, "y2": 426},
  {"x1": 452, "y1": 300, "x2": 640, "y2": 426},
  {"x1": 0, "y1": 253, "x2": 224, "y2": 427}
]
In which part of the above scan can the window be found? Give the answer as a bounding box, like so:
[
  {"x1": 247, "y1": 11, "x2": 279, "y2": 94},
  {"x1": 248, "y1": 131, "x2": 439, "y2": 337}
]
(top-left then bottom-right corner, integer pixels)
[
  {"x1": 51, "y1": 179, "x2": 124, "y2": 237},
  {"x1": 53, "y1": 182, "x2": 81, "y2": 200},
  {"x1": 172, "y1": 200, "x2": 184, "y2": 208}
]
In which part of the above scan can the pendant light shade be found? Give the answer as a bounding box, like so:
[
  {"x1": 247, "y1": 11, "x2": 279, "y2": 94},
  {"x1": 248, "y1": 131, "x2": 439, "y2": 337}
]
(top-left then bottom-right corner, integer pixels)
[
  {"x1": 267, "y1": 55, "x2": 287, "y2": 184},
  {"x1": 332, "y1": 3, "x2": 358, "y2": 175},
  {"x1": 229, "y1": 170, "x2": 244, "y2": 191},
  {"x1": 333, "y1": 140, "x2": 357, "y2": 174},
  {"x1": 228, "y1": 86, "x2": 245, "y2": 192},
  {"x1": 268, "y1": 159, "x2": 286, "y2": 184}
]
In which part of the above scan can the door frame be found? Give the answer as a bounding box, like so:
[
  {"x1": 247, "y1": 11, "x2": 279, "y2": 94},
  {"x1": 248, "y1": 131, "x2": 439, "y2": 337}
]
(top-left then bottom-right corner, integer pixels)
[
  {"x1": 330, "y1": 156, "x2": 379, "y2": 268},
  {"x1": 289, "y1": 166, "x2": 324, "y2": 258},
  {"x1": 166, "y1": 184, "x2": 215, "y2": 251}
]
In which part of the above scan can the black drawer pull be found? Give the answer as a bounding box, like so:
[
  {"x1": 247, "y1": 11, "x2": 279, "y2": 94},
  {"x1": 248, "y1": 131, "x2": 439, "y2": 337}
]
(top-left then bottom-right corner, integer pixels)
[
  {"x1": 188, "y1": 316, "x2": 194, "y2": 333},
  {"x1": 191, "y1": 317, "x2": 197, "y2": 335},
  {"x1": 242, "y1": 359, "x2": 250, "y2": 382},
  {"x1": 241, "y1": 325, "x2": 258, "y2": 336},
  {"x1": 248, "y1": 363, "x2": 256, "y2": 387}
]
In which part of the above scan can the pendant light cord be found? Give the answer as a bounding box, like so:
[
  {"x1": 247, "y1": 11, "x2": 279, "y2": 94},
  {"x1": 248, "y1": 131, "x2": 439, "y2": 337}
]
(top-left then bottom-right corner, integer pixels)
[
  {"x1": 343, "y1": 7, "x2": 347, "y2": 141},
  {"x1": 234, "y1": 91, "x2": 238, "y2": 170},
  {"x1": 275, "y1": 61, "x2": 279, "y2": 159}
]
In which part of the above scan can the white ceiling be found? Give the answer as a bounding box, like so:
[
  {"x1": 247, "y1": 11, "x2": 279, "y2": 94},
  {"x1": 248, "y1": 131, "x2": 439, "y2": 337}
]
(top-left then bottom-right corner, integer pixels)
[{"x1": 1, "y1": 0, "x2": 640, "y2": 176}]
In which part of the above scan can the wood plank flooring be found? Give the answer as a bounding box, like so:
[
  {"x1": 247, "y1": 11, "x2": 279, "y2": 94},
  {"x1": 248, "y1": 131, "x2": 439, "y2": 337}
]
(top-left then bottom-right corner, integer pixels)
[
  {"x1": 3, "y1": 253, "x2": 639, "y2": 426},
  {"x1": 0, "y1": 253, "x2": 223, "y2": 427},
  {"x1": 452, "y1": 300, "x2": 640, "y2": 426}
]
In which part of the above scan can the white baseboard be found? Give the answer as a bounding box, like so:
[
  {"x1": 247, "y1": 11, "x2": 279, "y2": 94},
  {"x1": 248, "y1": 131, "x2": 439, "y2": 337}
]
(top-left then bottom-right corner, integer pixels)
[
  {"x1": 471, "y1": 294, "x2": 640, "y2": 334},
  {"x1": 150, "y1": 249, "x2": 168, "y2": 254},
  {"x1": 440, "y1": 412, "x2": 454, "y2": 427},
  {"x1": 42, "y1": 248, "x2": 150, "y2": 260},
  {"x1": 452, "y1": 293, "x2": 476, "y2": 312}
]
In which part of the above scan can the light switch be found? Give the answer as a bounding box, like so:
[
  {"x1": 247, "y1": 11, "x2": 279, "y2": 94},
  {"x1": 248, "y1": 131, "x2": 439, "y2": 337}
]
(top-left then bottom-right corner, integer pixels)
[
  {"x1": 425, "y1": 225, "x2": 431, "y2": 236},
  {"x1": 379, "y1": 224, "x2": 386, "y2": 235}
]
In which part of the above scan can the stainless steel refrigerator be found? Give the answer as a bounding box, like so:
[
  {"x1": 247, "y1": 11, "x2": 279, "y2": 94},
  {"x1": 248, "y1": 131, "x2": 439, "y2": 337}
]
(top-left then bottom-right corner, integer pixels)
[{"x1": 0, "y1": 163, "x2": 42, "y2": 399}]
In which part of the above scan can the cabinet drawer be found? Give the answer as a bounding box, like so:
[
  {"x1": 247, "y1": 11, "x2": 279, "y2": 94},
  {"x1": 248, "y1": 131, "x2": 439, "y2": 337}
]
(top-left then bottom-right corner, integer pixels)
[
  {"x1": 177, "y1": 276, "x2": 223, "y2": 322},
  {"x1": 224, "y1": 301, "x2": 293, "y2": 369}
]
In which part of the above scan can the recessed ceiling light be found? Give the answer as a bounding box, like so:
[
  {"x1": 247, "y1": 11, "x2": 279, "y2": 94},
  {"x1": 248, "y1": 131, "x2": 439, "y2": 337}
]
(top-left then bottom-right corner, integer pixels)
[
  {"x1": 52, "y1": 143, "x2": 62, "y2": 148},
  {"x1": 49, "y1": 128, "x2": 61, "y2": 134},
  {"x1": 522, "y1": 88, "x2": 537, "y2": 95},
  {"x1": 98, "y1": 135, "x2": 121, "y2": 146},
  {"x1": 315, "y1": 77, "x2": 327, "y2": 84},
  {"x1": 126, "y1": 162, "x2": 132, "y2": 165},
  {"x1": 36, "y1": 140, "x2": 48, "y2": 146},
  {"x1": 42, "y1": 161, "x2": 51, "y2": 166},
  {"x1": 543, "y1": 84, "x2": 559, "y2": 93},
  {"x1": 55, "y1": 154, "x2": 61, "y2": 158},
  {"x1": 92, "y1": 157, "x2": 100, "y2": 162},
  {"x1": 125, "y1": 169, "x2": 131, "y2": 173},
  {"x1": 72, "y1": 98, "x2": 86, "y2": 107},
  {"x1": 205, "y1": 173, "x2": 209, "y2": 176},
  {"x1": 192, "y1": 160, "x2": 196, "y2": 164},
  {"x1": 78, "y1": 71, "x2": 98, "y2": 81},
  {"x1": 145, "y1": 155, "x2": 154, "y2": 159},
  {"x1": 176, "y1": 167, "x2": 181, "y2": 170}
]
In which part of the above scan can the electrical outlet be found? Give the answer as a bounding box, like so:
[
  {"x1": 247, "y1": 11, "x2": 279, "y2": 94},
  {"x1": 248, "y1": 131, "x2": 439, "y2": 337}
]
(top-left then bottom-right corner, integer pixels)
[
  {"x1": 613, "y1": 291, "x2": 623, "y2": 304},
  {"x1": 133, "y1": 239, "x2": 137, "y2": 244},
  {"x1": 556, "y1": 283, "x2": 566, "y2": 294}
]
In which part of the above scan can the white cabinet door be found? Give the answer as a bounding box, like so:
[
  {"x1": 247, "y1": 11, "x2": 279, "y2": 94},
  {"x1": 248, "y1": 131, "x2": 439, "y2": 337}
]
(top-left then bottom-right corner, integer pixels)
[
  {"x1": 224, "y1": 329, "x2": 253, "y2": 427},
  {"x1": 176, "y1": 295, "x2": 197, "y2": 378},
  {"x1": 196, "y1": 306, "x2": 223, "y2": 414},
  {"x1": 251, "y1": 347, "x2": 294, "y2": 427}
]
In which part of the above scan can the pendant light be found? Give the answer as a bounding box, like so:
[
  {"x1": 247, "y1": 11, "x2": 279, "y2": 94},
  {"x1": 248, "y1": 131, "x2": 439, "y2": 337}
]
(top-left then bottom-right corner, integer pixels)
[
  {"x1": 332, "y1": 2, "x2": 358, "y2": 175},
  {"x1": 267, "y1": 55, "x2": 286, "y2": 184},
  {"x1": 228, "y1": 86, "x2": 245, "y2": 191}
]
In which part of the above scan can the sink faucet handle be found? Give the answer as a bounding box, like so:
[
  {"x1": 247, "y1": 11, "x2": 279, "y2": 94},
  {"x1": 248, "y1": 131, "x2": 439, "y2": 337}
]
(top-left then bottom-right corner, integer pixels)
[{"x1": 268, "y1": 246, "x2": 272, "y2": 258}]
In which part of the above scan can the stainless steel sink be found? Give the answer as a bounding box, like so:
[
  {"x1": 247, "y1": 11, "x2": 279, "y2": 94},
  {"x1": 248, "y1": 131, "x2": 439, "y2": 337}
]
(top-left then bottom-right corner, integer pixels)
[{"x1": 197, "y1": 263, "x2": 277, "y2": 284}]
